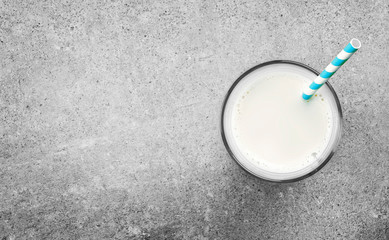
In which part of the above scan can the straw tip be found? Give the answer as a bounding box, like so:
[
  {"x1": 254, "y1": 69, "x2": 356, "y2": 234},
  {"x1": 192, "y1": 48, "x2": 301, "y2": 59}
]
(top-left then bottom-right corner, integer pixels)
[
  {"x1": 350, "y1": 38, "x2": 361, "y2": 49},
  {"x1": 302, "y1": 94, "x2": 312, "y2": 100}
]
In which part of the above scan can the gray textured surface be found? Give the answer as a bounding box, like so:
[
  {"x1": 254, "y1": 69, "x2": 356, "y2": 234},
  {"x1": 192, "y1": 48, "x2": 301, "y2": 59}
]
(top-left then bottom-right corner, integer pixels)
[{"x1": 1, "y1": 0, "x2": 388, "y2": 239}]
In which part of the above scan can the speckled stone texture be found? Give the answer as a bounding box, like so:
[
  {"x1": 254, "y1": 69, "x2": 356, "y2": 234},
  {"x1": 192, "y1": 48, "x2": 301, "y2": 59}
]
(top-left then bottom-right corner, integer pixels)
[{"x1": 0, "y1": 0, "x2": 388, "y2": 239}]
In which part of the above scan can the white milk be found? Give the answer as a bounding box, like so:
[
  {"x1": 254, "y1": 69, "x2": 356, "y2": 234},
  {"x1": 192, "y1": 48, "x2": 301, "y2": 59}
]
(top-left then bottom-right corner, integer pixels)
[{"x1": 223, "y1": 63, "x2": 341, "y2": 180}]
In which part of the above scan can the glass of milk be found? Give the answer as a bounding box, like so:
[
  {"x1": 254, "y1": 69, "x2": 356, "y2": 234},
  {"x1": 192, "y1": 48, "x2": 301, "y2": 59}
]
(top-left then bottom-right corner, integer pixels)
[{"x1": 221, "y1": 61, "x2": 342, "y2": 182}]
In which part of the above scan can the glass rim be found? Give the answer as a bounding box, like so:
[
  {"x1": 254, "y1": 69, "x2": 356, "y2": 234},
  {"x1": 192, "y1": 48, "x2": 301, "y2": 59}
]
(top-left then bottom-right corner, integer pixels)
[{"x1": 220, "y1": 60, "x2": 343, "y2": 183}]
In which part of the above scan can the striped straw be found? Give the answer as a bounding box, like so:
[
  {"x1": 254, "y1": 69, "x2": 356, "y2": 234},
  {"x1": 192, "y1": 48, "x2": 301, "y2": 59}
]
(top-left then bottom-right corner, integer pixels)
[{"x1": 302, "y1": 38, "x2": 361, "y2": 100}]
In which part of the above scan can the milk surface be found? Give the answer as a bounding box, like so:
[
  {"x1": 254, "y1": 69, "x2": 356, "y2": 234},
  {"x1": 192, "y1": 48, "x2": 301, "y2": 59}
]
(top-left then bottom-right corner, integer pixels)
[{"x1": 231, "y1": 72, "x2": 333, "y2": 173}]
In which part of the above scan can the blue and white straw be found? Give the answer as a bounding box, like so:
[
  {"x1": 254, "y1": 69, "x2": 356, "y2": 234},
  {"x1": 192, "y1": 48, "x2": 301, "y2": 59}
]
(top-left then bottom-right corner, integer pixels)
[{"x1": 302, "y1": 38, "x2": 361, "y2": 100}]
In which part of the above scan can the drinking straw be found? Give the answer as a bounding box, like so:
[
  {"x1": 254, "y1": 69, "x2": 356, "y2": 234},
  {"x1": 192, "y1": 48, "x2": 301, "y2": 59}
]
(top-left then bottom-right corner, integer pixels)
[{"x1": 302, "y1": 38, "x2": 361, "y2": 100}]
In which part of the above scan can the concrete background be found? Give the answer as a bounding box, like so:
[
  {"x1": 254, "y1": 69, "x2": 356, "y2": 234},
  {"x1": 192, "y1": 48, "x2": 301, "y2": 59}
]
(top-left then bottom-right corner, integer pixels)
[{"x1": 1, "y1": 0, "x2": 388, "y2": 239}]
